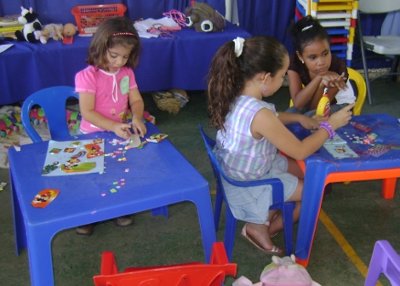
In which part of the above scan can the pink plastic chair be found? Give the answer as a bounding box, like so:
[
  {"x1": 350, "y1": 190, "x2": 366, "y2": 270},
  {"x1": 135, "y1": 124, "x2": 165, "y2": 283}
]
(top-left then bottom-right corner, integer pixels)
[{"x1": 365, "y1": 240, "x2": 400, "y2": 286}]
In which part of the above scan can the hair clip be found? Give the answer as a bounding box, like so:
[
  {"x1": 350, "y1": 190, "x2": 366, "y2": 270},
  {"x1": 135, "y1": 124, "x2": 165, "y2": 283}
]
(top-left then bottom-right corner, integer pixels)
[
  {"x1": 233, "y1": 37, "x2": 245, "y2": 58},
  {"x1": 301, "y1": 25, "x2": 313, "y2": 32},
  {"x1": 112, "y1": 32, "x2": 135, "y2": 37}
]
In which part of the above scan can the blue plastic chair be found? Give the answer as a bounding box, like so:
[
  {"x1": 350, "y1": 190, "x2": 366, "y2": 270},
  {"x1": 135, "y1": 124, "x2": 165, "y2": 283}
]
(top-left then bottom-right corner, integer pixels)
[
  {"x1": 21, "y1": 85, "x2": 79, "y2": 142},
  {"x1": 199, "y1": 125, "x2": 295, "y2": 260},
  {"x1": 21, "y1": 86, "x2": 169, "y2": 218},
  {"x1": 365, "y1": 240, "x2": 400, "y2": 286}
]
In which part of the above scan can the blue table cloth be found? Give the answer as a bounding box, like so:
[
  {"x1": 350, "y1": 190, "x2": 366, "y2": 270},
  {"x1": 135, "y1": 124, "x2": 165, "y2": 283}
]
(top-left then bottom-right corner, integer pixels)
[{"x1": 0, "y1": 23, "x2": 250, "y2": 105}]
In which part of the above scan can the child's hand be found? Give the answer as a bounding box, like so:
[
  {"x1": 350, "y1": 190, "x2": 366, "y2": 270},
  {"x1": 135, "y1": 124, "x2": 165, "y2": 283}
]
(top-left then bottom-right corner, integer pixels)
[
  {"x1": 113, "y1": 123, "x2": 132, "y2": 139},
  {"x1": 131, "y1": 118, "x2": 147, "y2": 137},
  {"x1": 320, "y1": 72, "x2": 347, "y2": 90},
  {"x1": 327, "y1": 103, "x2": 354, "y2": 130},
  {"x1": 312, "y1": 114, "x2": 329, "y2": 123},
  {"x1": 299, "y1": 115, "x2": 319, "y2": 130}
]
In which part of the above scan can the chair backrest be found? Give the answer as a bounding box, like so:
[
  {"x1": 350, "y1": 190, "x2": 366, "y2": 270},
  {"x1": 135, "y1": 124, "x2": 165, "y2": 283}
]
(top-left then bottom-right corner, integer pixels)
[
  {"x1": 289, "y1": 67, "x2": 366, "y2": 115},
  {"x1": 21, "y1": 86, "x2": 79, "y2": 142},
  {"x1": 365, "y1": 240, "x2": 400, "y2": 286},
  {"x1": 347, "y1": 67, "x2": 366, "y2": 116},
  {"x1": 359, "y1": 0, "x2": 400, "y2": 14},
  {"x1": 93, "y1": 242, "x2": 237, "y2": 286},
  {"x1": 198, "y1": 125, "x2": 284, "y2": 196}
]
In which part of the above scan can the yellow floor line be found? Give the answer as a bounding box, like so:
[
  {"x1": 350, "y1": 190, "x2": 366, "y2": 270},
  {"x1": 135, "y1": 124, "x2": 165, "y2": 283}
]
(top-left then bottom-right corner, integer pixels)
[{"x1": 319, "y1": 209, "x2": 382, "y2": 286}]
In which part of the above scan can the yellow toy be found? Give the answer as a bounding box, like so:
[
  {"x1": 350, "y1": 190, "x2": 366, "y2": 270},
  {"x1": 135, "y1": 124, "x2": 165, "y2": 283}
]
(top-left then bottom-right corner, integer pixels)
[{"x1": 316, "y1": 87, "x2": 330, "y2": 117}]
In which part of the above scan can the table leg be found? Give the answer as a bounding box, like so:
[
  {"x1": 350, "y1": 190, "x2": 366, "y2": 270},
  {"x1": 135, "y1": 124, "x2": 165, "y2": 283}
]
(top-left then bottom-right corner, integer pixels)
[
  {"x1": 382, "y1": 178, "x2": 397, "y2": 199},
  {"x1": 9, "y1": 173, "x2": 27, "y2": 255},
  {"x1": 191, "y1": 187, "x2": 217, "y2": 262},
  {"x1": 295, "y1": 163, "x2": 328, "y2": 267},
  {"x1": 27, "y1": 226, "x2": 56, "y2": 286}
]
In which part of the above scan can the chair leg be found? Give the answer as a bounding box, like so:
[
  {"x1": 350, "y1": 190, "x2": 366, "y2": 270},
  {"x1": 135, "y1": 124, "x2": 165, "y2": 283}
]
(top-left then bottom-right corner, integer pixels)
[
  {"x1": 390, "y1": 55, "x2": 400, "y2": 81},
  {"x1": 282, "y1": 202, "x2": 295, "y2": 256},
  {"x1": 357, "y1": 16, "x2": 373, "y2": 105},
  {"x1": 151, "y1": 206, "x2": 169, "y2": 217},
  {"x1": 214, "y1": 186, "x2": 223, "y2": 231},
  {"x1": 224, "y1": 208, "x2": 237, "y2": 262},
  {"x1": 365, "y1": 241, "x2": 385, "y2": 286}
]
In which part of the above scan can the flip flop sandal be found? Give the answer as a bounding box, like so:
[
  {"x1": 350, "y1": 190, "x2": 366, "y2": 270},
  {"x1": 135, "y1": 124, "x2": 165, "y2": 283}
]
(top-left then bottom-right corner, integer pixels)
[{"x1": 241, "y1": 224, "x2": 283, "y2": 256}]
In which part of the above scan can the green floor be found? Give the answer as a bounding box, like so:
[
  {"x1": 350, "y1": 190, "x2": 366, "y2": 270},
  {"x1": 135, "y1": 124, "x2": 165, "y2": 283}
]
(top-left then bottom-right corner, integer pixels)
[{"x1": 1, "y1": 77, "x2": 399, "y2": 285}]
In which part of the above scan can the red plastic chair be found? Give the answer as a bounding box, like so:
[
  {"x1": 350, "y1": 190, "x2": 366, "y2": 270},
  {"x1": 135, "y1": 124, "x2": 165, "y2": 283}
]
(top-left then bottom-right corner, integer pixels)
[{"x1": 93, "y1": 242, "x2": 237, "y2": 286}]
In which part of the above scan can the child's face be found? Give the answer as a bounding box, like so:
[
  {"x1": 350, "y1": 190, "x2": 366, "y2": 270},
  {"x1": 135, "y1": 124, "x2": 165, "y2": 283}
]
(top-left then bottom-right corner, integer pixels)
[
  {"x1": 297, "y1": 38, "x2": 331, "y2": 76},
  {"x1": 106, "y1": 44, "x2": 133, "y2": 72},
  {"x1": 262, "y1": 54, "x2": 289, "y2": 97}
]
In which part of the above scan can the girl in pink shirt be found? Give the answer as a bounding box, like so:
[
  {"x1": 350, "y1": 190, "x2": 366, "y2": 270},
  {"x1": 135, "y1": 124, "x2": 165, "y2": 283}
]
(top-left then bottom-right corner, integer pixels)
[
  {"x1": 75, "y1": 16, "x2": 146, "y2": 140},
  {"x1": 74, "y1": 17, "x2": 146, "y2": 235}
]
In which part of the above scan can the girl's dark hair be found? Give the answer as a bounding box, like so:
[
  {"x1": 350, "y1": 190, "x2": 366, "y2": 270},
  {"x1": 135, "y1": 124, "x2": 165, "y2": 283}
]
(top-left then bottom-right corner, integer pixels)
[
  {"x1": 87, "y1": 16, "x2": 140, "y2": 70},
  {"x1": 207, "y1": 36, "x2": 288, "y2": 130},
  {"x1": 290, "y1": 15, "x2": 329, "y2": 53}
]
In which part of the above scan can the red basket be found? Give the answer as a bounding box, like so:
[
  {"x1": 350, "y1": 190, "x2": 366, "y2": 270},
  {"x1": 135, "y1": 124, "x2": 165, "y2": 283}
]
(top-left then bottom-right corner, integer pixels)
[{"x1": 71, "y1": 4, "x2": 127, "y2": 35}]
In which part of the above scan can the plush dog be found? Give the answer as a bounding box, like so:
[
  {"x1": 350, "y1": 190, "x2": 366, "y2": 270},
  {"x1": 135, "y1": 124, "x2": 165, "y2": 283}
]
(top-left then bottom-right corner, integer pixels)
[
  {"x1": 15, "y1": 6, "x2": 42, "y2": 43},
  {"x1": 185, "y1": 2, "x2": 225, "y2": 32},
  {"x1": 38, "y1": 23, "x2": 63, "y2": 44}
]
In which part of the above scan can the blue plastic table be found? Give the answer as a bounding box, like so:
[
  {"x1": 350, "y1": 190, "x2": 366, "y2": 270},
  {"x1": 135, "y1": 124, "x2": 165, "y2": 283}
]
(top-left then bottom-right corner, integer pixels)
[
  {"x1": 8, "y1": 123, "x2": 216, "y2": 286},
  {"x1": 288, "y1": 114, "x2": 400, "y2": 266}
]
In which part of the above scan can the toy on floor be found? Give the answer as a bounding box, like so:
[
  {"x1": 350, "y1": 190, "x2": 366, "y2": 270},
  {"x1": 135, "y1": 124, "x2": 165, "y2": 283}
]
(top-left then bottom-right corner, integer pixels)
[
  {"x1": 233, "y1": 255, "x2": 320, "y2": 286},
  {"x1": 15, "y1": 6, "x2": 42, "y2": 43},
  {"x1": 152, "y1": 89, "x2": 189, "y2": 114}
]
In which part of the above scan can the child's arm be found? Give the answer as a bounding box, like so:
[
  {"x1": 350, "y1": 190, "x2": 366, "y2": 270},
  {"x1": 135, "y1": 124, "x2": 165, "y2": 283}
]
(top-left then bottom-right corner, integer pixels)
[
  {"x1": 251, "y1": 104, "x2": 353, "y2": 160},
  {"x1": 287, "y1": 70, "x2": 324, "y2": 110},
  {"x1": 129, "y1": 88, "x2": 147, "y2": 137},
  {"x1": 277, "y1": 112, "x2": 319, "y2": 130},
  {"x1": 79, "y1": 92, "x2": 132, "y2": 139}
]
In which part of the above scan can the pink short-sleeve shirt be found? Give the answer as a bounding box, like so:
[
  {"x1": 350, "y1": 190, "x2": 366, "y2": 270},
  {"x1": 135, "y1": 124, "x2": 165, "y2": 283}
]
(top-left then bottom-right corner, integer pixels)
[{"x1": 75, "y1": 65, "x2": 138, "y2": 133}]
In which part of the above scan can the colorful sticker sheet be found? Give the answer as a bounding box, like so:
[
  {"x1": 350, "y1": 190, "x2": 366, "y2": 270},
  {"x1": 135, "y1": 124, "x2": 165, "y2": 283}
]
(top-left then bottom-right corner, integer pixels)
[{"x1": 42, "y1": 139, "x2": 105, "y2": 176}]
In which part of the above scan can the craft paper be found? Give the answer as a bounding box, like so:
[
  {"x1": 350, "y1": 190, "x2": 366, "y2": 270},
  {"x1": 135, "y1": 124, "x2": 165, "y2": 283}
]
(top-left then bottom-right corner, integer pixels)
[{"x1": 42, "y1": 139, "x2": 104, "y2": 176}]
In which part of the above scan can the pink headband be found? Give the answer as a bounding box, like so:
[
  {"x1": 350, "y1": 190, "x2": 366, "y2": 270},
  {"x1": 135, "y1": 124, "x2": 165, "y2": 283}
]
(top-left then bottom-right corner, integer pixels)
[{"x1": 112, "y1": 32, "x2": 135, "y2": 37}]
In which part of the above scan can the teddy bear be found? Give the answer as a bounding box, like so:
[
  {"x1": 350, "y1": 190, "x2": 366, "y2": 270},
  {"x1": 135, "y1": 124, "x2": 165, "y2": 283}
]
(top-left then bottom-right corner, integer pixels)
[
  {"x1": 185, "y1": 2, "x2": 225, "y2": 33},
  {"x1": 38, "y1": 23, "x2": 76, "y2": 44},
  {"x1": 15, "y1": 6, "x2": 43, "y2": 43},
  {"x1": 62, "y1": 23, "x2": 77, "y2": 44}
]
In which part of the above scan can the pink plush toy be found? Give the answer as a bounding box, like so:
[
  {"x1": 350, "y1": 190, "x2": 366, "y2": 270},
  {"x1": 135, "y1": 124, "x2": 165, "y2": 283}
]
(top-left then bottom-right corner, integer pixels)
[{"x1": 232, "y1": 255, "x2": 321, "y2": 286}]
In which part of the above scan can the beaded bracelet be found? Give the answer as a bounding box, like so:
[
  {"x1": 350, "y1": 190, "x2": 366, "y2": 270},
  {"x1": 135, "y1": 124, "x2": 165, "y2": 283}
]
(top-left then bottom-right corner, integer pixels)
[{"x1": 319, "y1": 121, "x2": 335, "y2": 139}]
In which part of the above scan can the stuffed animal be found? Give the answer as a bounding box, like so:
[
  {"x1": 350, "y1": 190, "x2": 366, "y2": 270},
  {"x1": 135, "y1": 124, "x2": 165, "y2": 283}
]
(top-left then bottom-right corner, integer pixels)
[
  {"x1": 185, "y1": 3, "x2": 225, "y2": 32},
  {"x1": 38, "y1": 23, "x2": 63, "y2": 44},
  {"x1": 15, "y1": 6, "x2": 42, "y2": 43},
  {"x1": 232, "y1": 255, "x2": 321, "y2": 286},
  {"x1": 62, "y1": 23, "x2": 77, "y2": 44}
]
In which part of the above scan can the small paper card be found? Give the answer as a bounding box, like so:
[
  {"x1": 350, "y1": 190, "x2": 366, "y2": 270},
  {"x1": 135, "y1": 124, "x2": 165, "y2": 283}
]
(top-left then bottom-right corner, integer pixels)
[
  {"x1": 146, "y1": 133, "x2": 168, "y2": 143},
  {"x1": 324, "y1": 144, "x2": 359, "y2": 159},
  {"x1": 323, "y1": 134, "x2": 347, "y2": 145},
  {"x1": 32, "y1": 189, "x2": 59, "y2": 208}
]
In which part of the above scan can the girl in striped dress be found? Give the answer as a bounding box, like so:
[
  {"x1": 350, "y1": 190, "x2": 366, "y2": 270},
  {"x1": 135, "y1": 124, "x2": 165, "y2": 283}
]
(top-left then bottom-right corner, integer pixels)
[{"x1": 207, "y1": 36, "x2": 353, "y2": 255}]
